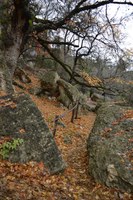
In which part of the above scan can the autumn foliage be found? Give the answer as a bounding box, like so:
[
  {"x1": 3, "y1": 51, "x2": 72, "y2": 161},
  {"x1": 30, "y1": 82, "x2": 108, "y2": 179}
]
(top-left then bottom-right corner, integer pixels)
[{"x1": 0, "y1": 74, "x2": 133, "y2": 199}]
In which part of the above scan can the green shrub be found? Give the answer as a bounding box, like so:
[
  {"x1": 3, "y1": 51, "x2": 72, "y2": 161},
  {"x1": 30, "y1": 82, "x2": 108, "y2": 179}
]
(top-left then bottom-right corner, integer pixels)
[{"x1": 0, "y1": 138, "x2": 24, "y2": 159}]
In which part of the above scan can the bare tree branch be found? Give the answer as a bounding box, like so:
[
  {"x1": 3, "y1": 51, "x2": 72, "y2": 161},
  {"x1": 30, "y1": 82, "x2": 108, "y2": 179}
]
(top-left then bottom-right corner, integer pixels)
[
  {"x1": 34, "y1": 1, "x2": 133, "y2": 32},
  {"x1": 35, "y1": 38, "x2": 79, "y2": 47}
]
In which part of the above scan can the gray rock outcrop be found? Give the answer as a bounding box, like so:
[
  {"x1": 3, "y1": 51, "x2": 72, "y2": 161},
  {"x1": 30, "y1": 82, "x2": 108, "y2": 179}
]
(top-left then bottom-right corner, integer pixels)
[
  {"x1": 104, "y1": 76, "x2": 133, "y2": 105},
  {"x1": 87, "y1": 103, "x2": 133, "y2": 193},
  {"x1": 57, "y1": 79, "x2": 82, "y2": 108},
  {"x1": 0, "y1": 93, "x2": 66, "y2": 174},
  {"x1": 40, "y1": 70, "x2": 60, "y2": 96},
  {"x1": 57, "y1": 79, "x2": 96, "y2": 111}
]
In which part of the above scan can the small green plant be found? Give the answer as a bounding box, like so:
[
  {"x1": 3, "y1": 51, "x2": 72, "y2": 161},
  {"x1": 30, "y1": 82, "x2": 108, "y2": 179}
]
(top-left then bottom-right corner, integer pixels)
[{"x1": 0, "y1": 138, "x2": 24, "y2": 159}]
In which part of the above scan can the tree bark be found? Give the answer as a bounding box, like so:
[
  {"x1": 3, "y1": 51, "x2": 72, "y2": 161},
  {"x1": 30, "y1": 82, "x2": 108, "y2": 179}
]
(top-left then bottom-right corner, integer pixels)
[
  {"x1": 0, "y1": 41, "x2": 23, "y2": 94},
  {"x1": 0, "y1": 0, "x2": 29, "y2": 94},
  {"x1": 0, "y1": 54, "x2": 14, "y2": 94}
]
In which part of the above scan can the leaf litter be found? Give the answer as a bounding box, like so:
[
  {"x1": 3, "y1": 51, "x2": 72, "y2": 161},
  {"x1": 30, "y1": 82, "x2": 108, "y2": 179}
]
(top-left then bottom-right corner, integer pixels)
[{"x1": 0, "y1": 74, "x2": 133, "y2": 200}]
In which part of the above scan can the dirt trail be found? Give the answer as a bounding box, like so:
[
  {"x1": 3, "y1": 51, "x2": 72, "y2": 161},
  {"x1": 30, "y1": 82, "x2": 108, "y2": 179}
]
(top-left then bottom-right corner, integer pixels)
[{"x1": 0, "y1": 75, "x2": 133, "y2": 199}]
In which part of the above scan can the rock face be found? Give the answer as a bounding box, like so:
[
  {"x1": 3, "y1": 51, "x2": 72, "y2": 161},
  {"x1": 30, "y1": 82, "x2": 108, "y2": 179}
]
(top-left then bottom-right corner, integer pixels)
[
  {"x1": 0, "y1": 93, "x2": 66, "y2": 174},
  {"x1": 104, "y1": 77, "x2": 133, "y2": 105},
  {"x1": 57, "y1": 79, "x2": 82, "y2": 108},
  {"x1": 40, "y1": 70, "x2": 60, "y2": 96},
  {"x1": 87, "y1": 103, "x2": 133, "y2": 193}
]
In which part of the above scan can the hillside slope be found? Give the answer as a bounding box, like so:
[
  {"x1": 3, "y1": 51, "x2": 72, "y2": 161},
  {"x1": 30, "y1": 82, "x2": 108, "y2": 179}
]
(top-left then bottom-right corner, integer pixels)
[{"x1": 0, "y1": 72, "x2": 133, "y2": 200}]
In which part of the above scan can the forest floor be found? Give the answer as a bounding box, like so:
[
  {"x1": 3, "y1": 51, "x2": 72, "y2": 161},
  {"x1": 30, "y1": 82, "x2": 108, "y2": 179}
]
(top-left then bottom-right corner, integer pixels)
[{"x1": 0, "y1": 73, "x2": 133, "y2": 200}]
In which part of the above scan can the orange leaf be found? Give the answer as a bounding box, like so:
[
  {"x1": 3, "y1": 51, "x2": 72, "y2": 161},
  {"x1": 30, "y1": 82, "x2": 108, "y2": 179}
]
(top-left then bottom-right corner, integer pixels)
[{"x1": 38, "y1": 161, "x2": 44, "y2": 171}]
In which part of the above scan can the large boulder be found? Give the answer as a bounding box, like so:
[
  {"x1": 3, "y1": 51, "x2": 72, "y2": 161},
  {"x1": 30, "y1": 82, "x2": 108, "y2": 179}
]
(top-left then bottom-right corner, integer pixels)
[
  {"x1": 104, "y1": 77, "x2": 133, "y2": 105},
  {"x1": 39, "y1": 70, "x2": 60, "y2": 96},
  {"x1": 57, "y1": 79, "x2": 98, "y2": 111},
  {"x1": 87, "y1": 103, "x2": 133, "y2": 193},
  {"x1": 57, "y1": 79, "x2": 82, "y2": 108},
  {"x1": 0, "y1": 93, "x2": 66, "y2": 174}
]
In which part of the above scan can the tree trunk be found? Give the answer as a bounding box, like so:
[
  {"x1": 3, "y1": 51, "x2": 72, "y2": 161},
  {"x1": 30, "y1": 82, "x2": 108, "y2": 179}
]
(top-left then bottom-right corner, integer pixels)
[
  {"x1": 0, "y1": 0, "x2": 30, "y2": 94},
  {"x1": 0, "y1": 55, "x2": 14, "y2": 94},
  {"x1": 0, "y1": 37, "x2": 24, "y2": 94}
]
